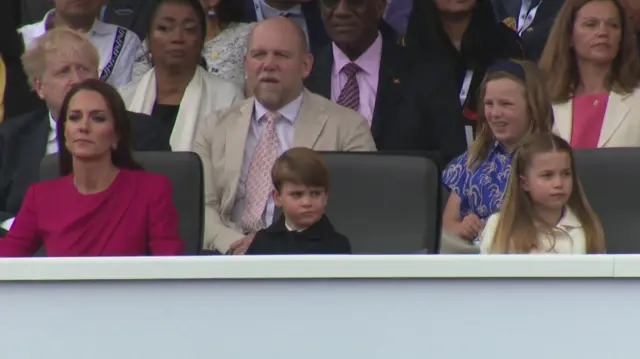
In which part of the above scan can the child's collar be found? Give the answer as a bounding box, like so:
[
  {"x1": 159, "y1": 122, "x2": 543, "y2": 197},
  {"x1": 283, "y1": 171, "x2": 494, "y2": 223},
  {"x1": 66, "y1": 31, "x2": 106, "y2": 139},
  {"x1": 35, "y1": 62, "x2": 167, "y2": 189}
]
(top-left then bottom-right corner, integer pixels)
[
  {"x1": 266, "y1": 214, "x2": 334, "y2": 239},
  {"x1": 556, "y1": 207, "x2": 582, "y2": 230}
]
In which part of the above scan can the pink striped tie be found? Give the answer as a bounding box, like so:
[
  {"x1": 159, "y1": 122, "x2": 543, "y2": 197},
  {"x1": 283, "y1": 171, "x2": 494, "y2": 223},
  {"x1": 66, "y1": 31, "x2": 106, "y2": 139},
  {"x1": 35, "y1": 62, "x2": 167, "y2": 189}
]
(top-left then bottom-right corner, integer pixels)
[
  {"x1": 240, "y1": 112, "x2": 281, "y2": 234},
  {"x1": 336, "y1": 62, "x2": 361, "y2": 112}
]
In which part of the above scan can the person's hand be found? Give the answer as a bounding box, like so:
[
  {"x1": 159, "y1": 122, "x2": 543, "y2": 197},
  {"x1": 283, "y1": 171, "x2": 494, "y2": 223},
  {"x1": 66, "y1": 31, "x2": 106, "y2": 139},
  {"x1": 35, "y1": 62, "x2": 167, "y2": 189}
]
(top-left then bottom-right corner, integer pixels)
[
  {"x1": 455, "y1": 214, "x2": 484, "y2": 240},
  {"x1": 228, "y1": 235, "x2": 255, "y2": 255}
]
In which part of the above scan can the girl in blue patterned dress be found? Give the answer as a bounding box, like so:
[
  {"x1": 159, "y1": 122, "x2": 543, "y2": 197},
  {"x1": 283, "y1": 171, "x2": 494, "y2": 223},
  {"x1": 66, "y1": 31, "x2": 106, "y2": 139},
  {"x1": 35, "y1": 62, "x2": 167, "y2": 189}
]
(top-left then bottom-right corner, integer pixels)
[{"x1": 441, "y1": 60, "x2": 554, "y2": 252}]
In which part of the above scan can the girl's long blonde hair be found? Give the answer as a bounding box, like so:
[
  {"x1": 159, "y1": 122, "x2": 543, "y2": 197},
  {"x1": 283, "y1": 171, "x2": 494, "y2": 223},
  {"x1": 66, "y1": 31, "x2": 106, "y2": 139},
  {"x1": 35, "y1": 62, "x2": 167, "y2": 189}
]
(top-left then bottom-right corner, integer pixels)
[
  {"x1": 490, "y1": 133, "x2": 606, "y2": 253},
  {"x1": 467, "y1": 60, "x2": 553, "y2": 170}
]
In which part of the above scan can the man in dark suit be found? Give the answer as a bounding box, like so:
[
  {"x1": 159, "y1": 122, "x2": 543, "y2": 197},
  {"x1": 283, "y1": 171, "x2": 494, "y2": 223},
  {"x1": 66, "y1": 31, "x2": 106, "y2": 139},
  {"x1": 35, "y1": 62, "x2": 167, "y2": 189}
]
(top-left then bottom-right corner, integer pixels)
[
  {"x1": 491, "y1": 0, "x2": 563, "y2": 61},
  {"x1": 0, "y1": 27, "x2": 169, "y2": 235},
  {"x1": 305, "y1": 0, "x2": 466, "y2": 166},
  {"x1": 2, "y1": 0, "x2": 44, "y2": 122},
  {"x1": 242, "y1": 0, "x2": 330, "y2": 51},
  {"x1": 21, "y1": 0, "x2": 159, "y2": 40}
]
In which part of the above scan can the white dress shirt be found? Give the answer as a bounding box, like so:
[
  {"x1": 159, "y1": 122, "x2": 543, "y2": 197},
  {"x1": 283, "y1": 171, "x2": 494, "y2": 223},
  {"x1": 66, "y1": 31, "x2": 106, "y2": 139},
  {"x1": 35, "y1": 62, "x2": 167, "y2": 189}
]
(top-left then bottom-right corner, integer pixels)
[
  {"x1": 19, "y1": 10, "x2": 141, "y2": 87},
  {"x1": 479, "y1": 208, "x2": 587, "y2": 254},
  {"x1": 231, "y1": 93, "x2": 304, "y2": 228},
  {"x1": 47, "y1": 113, "x2": 58, "y2": 154}
]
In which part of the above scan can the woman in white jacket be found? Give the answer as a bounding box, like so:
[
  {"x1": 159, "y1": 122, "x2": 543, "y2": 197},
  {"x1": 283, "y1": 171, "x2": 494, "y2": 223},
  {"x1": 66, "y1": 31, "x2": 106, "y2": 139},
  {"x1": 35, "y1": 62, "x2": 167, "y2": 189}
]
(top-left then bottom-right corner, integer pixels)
[{"x1": 120, "y1": 0, "x2": 243, "y2": 151}]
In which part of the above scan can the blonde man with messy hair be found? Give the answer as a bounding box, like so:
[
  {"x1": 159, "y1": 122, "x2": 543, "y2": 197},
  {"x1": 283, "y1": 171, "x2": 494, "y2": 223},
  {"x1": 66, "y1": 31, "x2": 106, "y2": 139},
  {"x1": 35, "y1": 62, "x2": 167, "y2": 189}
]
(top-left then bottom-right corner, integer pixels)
[
  {"x1": 22, "y1": 28, "x2": 100, "y2": 120},
  {"x1": 0, "y1": 28, "x2": 168, "y2": 235}
]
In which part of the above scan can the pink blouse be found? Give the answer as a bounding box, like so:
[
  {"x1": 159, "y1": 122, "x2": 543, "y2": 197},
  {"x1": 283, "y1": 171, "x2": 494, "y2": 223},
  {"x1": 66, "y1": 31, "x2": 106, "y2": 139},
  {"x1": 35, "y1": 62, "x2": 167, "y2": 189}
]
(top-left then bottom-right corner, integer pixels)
[{"x1": 570, "y1": 93, "x2": 609, "y2": 149}]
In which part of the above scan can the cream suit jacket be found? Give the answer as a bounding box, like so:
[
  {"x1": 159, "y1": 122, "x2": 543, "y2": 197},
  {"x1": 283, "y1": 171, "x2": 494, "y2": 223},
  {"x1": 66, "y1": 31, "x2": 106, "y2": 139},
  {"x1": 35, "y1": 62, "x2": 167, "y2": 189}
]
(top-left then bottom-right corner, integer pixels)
[
  {"x1": 553, "y1": 89, "x2": 640, "y2": 147},
  {"x1": 194, "y1": 89, "x2": 377, "y2": 252}
]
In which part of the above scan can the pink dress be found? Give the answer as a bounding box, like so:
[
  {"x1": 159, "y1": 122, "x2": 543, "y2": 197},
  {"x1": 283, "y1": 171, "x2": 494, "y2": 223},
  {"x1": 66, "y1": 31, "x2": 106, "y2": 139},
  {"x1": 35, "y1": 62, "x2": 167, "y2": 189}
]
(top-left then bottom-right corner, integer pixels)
[
  {"x1": 570, "y1": 93, "x2": 609, "y2": 149},
  {"x1": 0, "y1": 169, "x2": 184, "y2": 257}
]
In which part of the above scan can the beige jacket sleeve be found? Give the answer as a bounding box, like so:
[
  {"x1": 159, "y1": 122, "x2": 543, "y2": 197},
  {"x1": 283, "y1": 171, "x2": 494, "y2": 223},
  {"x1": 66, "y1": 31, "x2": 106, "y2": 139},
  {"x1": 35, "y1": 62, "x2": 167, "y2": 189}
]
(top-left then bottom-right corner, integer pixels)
[
  {"x1": 193, "y1": 112, "x2": 244, "y2": 253},
  {"x1": 341, "y1": 112, "x2": 377, "y2": 151}
]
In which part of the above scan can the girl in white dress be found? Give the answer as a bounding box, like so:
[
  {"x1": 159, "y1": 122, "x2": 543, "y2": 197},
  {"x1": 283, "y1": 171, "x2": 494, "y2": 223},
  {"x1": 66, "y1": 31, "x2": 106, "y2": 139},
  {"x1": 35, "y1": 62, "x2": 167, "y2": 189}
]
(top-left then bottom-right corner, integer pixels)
[{"x1": 479, "y1": 133, "x2": 606, "y2": 254}]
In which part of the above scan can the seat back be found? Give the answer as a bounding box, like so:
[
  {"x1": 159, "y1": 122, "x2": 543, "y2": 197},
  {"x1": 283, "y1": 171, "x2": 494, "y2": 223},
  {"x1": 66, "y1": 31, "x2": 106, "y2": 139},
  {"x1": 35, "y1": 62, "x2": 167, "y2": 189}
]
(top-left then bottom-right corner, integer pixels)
[
  {"x1": 574, "y1": 148, "x2": 640, "y2": 253},
  {"x1": 321, "y1": 152, "x2": 440, "y2": 253},
  {"x1": 39, "y1": 152, "x2": 204, "y2": 255}
]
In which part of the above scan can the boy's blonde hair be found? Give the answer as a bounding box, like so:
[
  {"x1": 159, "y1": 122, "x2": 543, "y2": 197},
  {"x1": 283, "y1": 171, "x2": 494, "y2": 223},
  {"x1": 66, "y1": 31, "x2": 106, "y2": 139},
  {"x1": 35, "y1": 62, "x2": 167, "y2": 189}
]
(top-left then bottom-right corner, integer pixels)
[
  {"x1": 21, "y1": 27, "x2": 100, "y2": 89},
  {"x1": 271, "y1": 147, "x2": 330, "y2": 192},
  {"x1": 490, "y1": 133, "x2": 606, "y2": 254}
]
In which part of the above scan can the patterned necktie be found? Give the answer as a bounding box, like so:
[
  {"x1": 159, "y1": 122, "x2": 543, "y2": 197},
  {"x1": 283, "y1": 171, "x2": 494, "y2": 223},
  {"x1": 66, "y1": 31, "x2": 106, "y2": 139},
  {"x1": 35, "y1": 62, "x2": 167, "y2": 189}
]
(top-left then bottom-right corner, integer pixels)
[
  {"x1": 336, "y1": 62, "x2": 361, "y2": 112},
  {"x1": 240, "y1": 112, "x2": 281, "y2": 233}
]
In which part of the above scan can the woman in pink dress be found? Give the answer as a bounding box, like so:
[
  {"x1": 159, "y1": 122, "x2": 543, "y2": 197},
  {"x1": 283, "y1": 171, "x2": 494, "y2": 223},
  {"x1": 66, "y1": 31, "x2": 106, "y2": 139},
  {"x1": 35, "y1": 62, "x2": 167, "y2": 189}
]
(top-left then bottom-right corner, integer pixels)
[
  {"x1": 540, "y1": 0, "x2": 640, "y2": 148},
  {"x1": 0, "y1": 79, "x2": 184, "y2": 256}
]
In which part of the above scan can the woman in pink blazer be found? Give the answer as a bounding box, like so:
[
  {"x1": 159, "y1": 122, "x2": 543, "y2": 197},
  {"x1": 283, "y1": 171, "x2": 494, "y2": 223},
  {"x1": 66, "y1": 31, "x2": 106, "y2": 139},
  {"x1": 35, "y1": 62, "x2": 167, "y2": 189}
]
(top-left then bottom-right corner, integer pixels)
[{"x1": 0, "y1": 79, "x2": 184, "y2": 256}]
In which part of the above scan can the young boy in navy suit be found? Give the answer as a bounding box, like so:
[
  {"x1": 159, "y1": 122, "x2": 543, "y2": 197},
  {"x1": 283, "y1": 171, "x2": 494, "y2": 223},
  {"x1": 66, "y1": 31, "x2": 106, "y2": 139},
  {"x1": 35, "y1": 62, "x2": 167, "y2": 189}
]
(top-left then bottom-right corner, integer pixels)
[{"x1": 245, "y1": 147, "x2": 352, "y2": 255}]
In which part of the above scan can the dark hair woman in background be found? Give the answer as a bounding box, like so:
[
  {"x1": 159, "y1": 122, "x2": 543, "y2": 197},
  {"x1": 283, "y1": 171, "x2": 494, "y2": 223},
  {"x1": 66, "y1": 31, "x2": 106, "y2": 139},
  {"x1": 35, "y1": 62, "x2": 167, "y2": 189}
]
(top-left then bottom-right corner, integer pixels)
[
  {"x1": 0, "y1": 79, "x2": 184, "y2": 257},
  {"x1": 404, "y1": 0, "x2": 525, "y2": 148},
  {"x1": 133, "y1": 0, "x2": 255, "y2": 88},
  {"x1": 121, "y1": 0, "x2": 243, "y2": 151}
]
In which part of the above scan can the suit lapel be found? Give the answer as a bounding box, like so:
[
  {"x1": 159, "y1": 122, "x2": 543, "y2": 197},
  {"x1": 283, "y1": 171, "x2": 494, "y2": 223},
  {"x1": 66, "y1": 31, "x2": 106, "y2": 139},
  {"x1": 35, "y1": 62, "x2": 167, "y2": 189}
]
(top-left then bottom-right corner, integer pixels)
[
  {"x1": 503, "y1": 0, "x2": 520, "y2": 18},
  {"x1": 553, "y1": 100, "x2": 573, "y2": 141},
  {"x1": 371, "y1": 27, "x2": 403, "y2": 139},
  {"x1": 224, "y1": 100, "x2": 253, "y2": 210},
  {"x1": 293, "y1": 90, "x2": 328, "y2": 148},
  {"x1": 599, "y1": 92, "x2": 630, "y2": 147}
]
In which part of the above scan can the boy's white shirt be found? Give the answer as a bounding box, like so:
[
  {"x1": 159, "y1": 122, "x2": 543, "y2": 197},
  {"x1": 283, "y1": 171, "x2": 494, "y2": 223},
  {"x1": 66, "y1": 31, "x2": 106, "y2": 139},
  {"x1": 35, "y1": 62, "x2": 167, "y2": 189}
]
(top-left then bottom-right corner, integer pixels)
[{"x1": 479, "y1": 208, "x2": 587, "y2": 254}]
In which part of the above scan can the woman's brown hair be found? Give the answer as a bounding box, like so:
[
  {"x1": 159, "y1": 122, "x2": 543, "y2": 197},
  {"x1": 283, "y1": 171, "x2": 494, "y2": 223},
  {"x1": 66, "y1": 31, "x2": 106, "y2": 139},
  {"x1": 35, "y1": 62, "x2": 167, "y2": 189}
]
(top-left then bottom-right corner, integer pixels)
[
  {"x1": 467, "y1": 59, "x2": 553, "y2": 170},
  {"x1": 539, "y1": 0, "x2": 640, "y2": 102},
  {"x1": 57, "y1": 79, "x2": 143, "y2": 176},
  {"x1": 489, "y1": 133, "x2": 606, "y2": 254}
]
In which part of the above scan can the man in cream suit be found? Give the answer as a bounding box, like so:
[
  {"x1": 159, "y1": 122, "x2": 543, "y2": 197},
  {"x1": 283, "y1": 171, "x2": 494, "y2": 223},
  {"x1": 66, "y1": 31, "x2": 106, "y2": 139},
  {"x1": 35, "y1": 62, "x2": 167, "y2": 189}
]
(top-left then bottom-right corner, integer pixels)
[{"x1": 194, "y1": 17, "x2": 376, "y2": 254}]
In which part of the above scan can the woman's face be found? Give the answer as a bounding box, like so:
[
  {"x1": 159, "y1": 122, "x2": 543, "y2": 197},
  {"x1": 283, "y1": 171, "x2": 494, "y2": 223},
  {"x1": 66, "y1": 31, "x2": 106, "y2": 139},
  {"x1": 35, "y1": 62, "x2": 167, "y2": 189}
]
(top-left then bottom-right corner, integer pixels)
[
  {"x1": 572, "y1": 0, "x2": 622, "y2": 65},
  {"x1": 433, "y1": 0, "x2": 476, "y2": 14},
  {"x1": 64, "y1": 90, "x2": 118, "y2": 161},
  {"x1": 149, "y1": 2, "x2": 204, "y2": 69},
  {"x1": 483, "y1": 77, "x2": 530, "y2": 148}
]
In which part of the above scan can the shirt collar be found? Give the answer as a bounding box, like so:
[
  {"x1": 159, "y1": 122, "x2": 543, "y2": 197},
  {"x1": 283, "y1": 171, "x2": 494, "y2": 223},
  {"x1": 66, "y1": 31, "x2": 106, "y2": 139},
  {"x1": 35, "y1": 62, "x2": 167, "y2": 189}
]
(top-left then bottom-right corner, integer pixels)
[
  {"x1": 260, "y1": 0, "x2": 303, "y2": 17},
  {"x1": 48, "y1": 112, "x2": 57, "y2": 141},
  {"x1": 332, "y1": 33, "x2": 383, "y2": 76},
  {"x1": 266, "y1": 214, "x2": 333, "y2": 240},
  {"x1": 488, "y1": 140, "x2": 510, "y2": 156},
  {"x1": 254, "y1": 92, "x2": 304, "y2": 124},
  {"x1": 42, "y1": 9, "x2": 110, "y2": 36},
  {"x1": 285, "y1": 221, "x2": 305, "y2": 232},
  {"x1": 557, "y1": 208, "x2": 582, "y2": 230}
]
